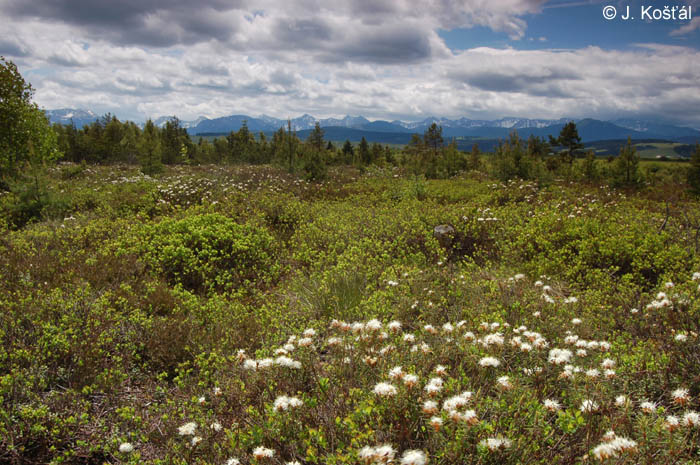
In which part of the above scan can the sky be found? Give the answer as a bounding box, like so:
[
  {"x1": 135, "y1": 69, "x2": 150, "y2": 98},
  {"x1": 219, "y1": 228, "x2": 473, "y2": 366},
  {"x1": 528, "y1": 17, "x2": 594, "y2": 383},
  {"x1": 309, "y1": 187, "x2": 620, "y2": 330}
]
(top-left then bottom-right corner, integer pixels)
[{"x1": 1, "y1": 0, "x2": 699, "y2": 127}]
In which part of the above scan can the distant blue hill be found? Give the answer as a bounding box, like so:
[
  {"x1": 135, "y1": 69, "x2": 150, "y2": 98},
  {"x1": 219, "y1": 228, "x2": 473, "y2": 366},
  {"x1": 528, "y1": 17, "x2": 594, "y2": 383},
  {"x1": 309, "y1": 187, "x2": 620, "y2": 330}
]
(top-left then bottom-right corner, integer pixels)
[
  {"x1": 45, "y1": 108, "x2": 700, "y2": 145},
  {"x1": 45, "y1": 108, "x2": 100, "y2": 128}
]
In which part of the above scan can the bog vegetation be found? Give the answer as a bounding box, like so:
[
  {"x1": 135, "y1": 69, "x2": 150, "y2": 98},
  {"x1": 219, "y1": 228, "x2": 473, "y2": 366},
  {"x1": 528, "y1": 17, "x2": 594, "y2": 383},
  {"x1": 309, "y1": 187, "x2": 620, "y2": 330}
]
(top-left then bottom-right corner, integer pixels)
[{"x1": 2, "y1": 57, "x2": 700, "y2": 465}]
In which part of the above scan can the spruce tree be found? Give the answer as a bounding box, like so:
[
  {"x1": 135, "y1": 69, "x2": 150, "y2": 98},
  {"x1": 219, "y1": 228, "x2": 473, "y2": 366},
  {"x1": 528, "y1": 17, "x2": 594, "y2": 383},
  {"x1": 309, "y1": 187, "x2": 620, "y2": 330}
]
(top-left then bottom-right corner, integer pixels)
[
  {"x1": 342, "y1": 139, "x2": 354, "y2": 163},
  {"x1": 469, "y1": 143, "x2": 481, "y2": 170},
  {"x1": 138, "y1": 120, "x2": 163, "y2": 175},
  {"x1": 549, "y1": 121, "x2": 583, "y2": 164},
  {"x1": 359, "y1": 136, "x2": 370, "y2": 165},
  {"x1": 307, "y1": 122, "x2": 324, "y2": 151},
  {"x1": 613, "y1": 137, "x2": 639, "y2": 186}
]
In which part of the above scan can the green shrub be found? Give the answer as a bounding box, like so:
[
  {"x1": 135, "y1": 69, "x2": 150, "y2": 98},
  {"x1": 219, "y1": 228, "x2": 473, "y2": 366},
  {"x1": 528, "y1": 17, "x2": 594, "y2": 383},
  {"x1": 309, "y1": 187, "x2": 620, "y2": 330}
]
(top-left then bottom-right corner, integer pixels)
[{"x1": 133, "y1": 213, "x2": 279, "y2": 293}]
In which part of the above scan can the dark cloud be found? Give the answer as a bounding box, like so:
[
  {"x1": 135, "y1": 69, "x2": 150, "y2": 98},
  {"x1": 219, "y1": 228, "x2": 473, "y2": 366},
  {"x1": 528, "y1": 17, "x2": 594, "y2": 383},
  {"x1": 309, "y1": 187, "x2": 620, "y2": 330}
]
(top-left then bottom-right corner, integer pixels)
[
  {"x1": 269, "y1": 69, "x2": 299, "y2": 87},
  {"x1": 0, "y1": 37, "x2": 29, "y2": 57},
  {"x1": 329, "y1": 26, "x2": 433, "y2": 64},
  {"x1": 47, "y1": 55, "x2": 85, "y2": 67},
  {"x1": 273, "y1": 17, "x2": 335, "y2": 46},
  {"x1": 4, "y1": 0, "x2": 240, "y2": 24},
  {"x1": 3, "y1": 0, "x2": 245, "y2": 47},
  {"x1": 449, "y1": 67, "x2": 580, "y2": 97},
  {"x1": 187, "y1": 62, "x2": 230, "y2": 77}
]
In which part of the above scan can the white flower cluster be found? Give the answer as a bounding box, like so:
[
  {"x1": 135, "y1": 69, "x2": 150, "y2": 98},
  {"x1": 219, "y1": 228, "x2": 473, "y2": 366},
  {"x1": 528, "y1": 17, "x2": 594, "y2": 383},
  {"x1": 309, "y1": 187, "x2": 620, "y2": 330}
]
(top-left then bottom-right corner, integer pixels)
[
  {"x1": 591, "y1": 431, "x2": 637, "y2": 460},
  {"x1": 273, "y1": 395, "x2": 303, "y2": 411}
]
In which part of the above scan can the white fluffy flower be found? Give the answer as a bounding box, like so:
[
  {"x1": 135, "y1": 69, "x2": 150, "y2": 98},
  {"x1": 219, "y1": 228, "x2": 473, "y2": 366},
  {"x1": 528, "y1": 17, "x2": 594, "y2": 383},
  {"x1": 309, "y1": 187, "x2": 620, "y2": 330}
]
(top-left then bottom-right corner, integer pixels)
[
  {"x1": 548, "y1": 348, "x2": 573, "y2": 365},
  {"x1": 543, "y1": 399, "x2": 561, "y2": 412},
  {"x1": 373, "y1": 382, "x2": 398, "y2": 397},
  {"x1": 424, "y1": 377, "x2": 443, "y2": 396},
  {"x1": 298, "y1": 337, "x2": 314, "y2": 347},
  {"x1": 273, "y1": 395, "x2": 303, "y2": 411},
  {"x1": 403, "y1": 374, "x2": 418, "y2": 387},
  {"x1": 580, "y1": 399, "x2": 599, "y2": 413},
  {"x1": 302, "y1": 328, "x2": 316, "y2": 337},
  {"x1": 422, "y1": 400, "x2": 438, "y2": 415},
  {"x1": 479, "y1": 356, "x2": 501, "y2": 368},
  {"x1": 640, "y1": 401, "x2": 657, "y2": 413},
  {"x1": 119, "y1": 442, "x2": 134, "y2": 453},
  {"x1": 672, "y1": 388, "x2": 690, "y2": 405},
  {"x1": 497, "y1": 376, "x2": 512, "y2": 389},
  {"x1": 479, "y1": 437, "x2": 512, "y2": 451},
  {"x1": 442, "y1": 392, "x2": 472, "y2": 411},
  {"x1": 591, "y1": 435, "x2": 637, "y2": 460},
  {"x1": 374, "y1": 444, "x2": 396, "y2": 463},
  {"x1": 429, "y1": 416, "x2": 443, "y2": 430},
  {"x1": 682, "y1": 411, "x2": 700, "y2": 427},
  {"x1": 178, "y1": 422, "x2": 197, "y2": 436},
  {"x1": 275, "y1": 356, "x2": 302, "y2": 369},
  {"x1": 366, "y1": 319, "x2": 383, "y2": 332},
  {"x1": 400, "y1": 449, "x2": 427, "y2": 465},
  {"x1": 252, "y1": 446, "x2": 275, "y2": 459}
]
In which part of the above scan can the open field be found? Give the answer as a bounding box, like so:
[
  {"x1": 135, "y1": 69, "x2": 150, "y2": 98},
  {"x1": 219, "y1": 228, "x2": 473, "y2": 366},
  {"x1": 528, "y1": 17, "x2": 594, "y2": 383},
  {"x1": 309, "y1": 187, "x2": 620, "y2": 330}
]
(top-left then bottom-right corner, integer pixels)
[
  {"x1": 1, "y1": 164, "x2": 699, "y2": 464},
  {"x1": 589, "y1": 141, "x2": 694, "y2": 160}
]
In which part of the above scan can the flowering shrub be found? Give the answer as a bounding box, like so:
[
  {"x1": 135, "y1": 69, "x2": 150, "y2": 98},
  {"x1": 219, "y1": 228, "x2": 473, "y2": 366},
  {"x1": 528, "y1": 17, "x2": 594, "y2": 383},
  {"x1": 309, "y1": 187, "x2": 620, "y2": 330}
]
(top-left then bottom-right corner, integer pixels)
[{"x1": 0, "y1": 163, "x2": 698, "y2": 464}]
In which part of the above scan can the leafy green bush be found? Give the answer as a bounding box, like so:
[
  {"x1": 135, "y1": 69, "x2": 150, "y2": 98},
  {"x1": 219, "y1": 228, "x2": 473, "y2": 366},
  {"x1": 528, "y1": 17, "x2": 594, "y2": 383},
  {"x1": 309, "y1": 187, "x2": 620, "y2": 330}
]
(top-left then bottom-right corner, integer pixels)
[{"x1": 133, "y1": 213, "x2": 279, "y2": 293}]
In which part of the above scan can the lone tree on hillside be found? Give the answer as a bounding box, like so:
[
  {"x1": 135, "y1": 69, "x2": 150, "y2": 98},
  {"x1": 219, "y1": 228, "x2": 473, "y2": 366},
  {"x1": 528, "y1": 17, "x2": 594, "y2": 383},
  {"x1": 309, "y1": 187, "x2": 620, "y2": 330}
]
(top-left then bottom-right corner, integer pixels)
[
  {"x1": 613, "y1": 137, "x2": 639, "y2": 186},
  {"x1": 549, "y1": 121, "x2": 583, "y2": 164}
]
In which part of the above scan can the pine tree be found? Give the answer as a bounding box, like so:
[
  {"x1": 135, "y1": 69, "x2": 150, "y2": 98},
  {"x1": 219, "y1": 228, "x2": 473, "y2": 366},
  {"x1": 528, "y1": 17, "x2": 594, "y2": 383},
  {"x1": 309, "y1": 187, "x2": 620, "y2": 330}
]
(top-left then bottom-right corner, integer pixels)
[
  {"x1": 138, "y1": 120, "x2": 163, "y2": 175},
  {"x1": 582, "y1": 150, "x2": 598, "y2": 182},
  {"x1": 359, "y1": 136, "x2": 370, "y2": 165},
  {"x1": 613, "y1": 137, "x2": 639, "y2": 186},
  {"x1": 549, "y1": 121, "x2": 583, "y2": 164},
  {"x1": 307, "y1": 122, "x2": 324, "y2": 151},
  {"x1": 287, "y1": 119, "x2": 295, "y2": 172},
  {"x1": 119, "y1": 124, "x2": 139, "y2": 164},
  {"x1": 342, "y1": 139, "x2": 354, "y2": 164},
  {"x1": 423, "y1": 123, "x2": 444, "y2": 156},
  {"x1": 469, "y1": 143, "x2": 481, "y2": 171}
]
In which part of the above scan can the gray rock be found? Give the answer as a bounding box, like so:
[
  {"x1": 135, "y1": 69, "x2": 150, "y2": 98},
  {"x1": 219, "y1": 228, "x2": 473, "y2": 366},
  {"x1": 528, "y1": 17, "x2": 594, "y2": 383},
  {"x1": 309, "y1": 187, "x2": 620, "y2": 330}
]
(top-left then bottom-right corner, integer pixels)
[{"x1": 433, "y1": 224, "x2": 455, "y2": 249}]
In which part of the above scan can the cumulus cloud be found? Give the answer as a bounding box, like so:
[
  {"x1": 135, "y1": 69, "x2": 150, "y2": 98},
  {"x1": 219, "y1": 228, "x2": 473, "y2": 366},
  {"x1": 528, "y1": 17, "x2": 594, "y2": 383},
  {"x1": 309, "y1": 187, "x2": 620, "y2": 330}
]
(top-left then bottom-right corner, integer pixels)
[
  {"x1": 1, "y1": 0, "x2": 544, "y2": 52},
  {"x1": 0, "y1": 36, "x2": 30, "y2": 57},
  {"x1": 0, "y1": 1, "x2": 698, "y2": 126},
  {"x1": 670, "y1": 17, "x2": 700, "y2": 36}
]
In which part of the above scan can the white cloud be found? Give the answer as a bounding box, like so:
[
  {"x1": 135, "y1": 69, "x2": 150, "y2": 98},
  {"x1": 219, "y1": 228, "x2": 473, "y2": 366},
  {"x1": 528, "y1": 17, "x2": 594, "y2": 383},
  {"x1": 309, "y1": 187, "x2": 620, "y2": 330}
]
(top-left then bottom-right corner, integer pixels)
[
  {"x1": 1, "y1": 1, "x2": 699, "y2": 126},
  {"x1": 670, "y1": 17, "x2": 700, "y2": 36}
]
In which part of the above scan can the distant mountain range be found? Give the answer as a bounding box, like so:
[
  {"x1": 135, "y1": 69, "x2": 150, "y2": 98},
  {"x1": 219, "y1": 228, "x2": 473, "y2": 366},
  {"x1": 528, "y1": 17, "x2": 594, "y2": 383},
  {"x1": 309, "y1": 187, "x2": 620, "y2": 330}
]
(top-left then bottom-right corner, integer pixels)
[
  {"x1": 44, "y1": 109, "x2": 99, "y2": 129},
  {"x1": 44, "y1": 108, "x2": 700, "y2": 145}
]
